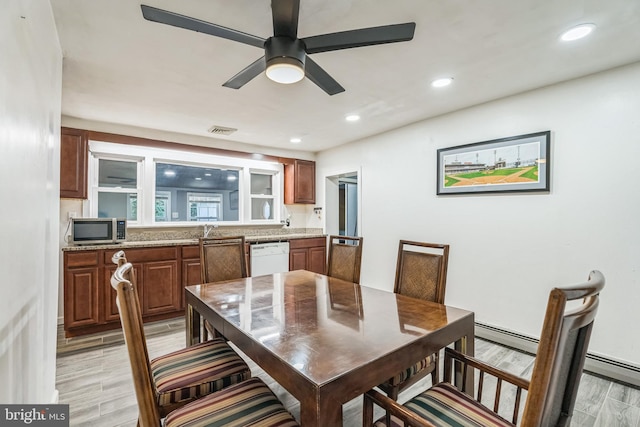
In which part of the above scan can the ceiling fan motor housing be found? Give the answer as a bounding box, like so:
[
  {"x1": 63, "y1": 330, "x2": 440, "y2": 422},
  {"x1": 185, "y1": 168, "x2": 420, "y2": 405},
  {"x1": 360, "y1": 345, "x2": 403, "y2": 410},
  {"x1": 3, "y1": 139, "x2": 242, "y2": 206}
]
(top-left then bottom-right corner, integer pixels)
[{"x1": 265, "y1": 37, "x2": 306, "y2": 70}]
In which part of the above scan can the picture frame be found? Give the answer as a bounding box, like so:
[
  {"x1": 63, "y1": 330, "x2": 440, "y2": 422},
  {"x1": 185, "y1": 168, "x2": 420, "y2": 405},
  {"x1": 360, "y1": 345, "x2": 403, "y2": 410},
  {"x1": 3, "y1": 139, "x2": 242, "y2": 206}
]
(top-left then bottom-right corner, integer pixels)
[{"x1": 436, "y1": 131, "x2": 550, "y2": 195}]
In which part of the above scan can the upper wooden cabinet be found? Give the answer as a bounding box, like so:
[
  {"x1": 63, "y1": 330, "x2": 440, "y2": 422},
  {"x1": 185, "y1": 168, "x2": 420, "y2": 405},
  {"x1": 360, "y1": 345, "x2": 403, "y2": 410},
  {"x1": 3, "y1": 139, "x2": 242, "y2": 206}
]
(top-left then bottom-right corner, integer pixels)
[
  {"x1": 284, "y1": 159, "x2": 315, "y2": 204},
  {"x1": 60, "y1": 127, "x2": 88, "y2": 199}
]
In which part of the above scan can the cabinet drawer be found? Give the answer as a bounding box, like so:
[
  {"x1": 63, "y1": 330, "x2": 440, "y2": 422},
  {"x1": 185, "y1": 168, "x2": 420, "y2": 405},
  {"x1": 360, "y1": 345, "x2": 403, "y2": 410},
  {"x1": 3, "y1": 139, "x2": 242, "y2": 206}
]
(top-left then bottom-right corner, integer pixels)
[
  {"x1": 65, "y1": 251, "x2": 99, "y2": 268},
  {"x1": 289, "y1": 237, "x2": 326, "y2": 249},
  {"x1": 181, "y1": 245, "x2": 200, "y2": 259},
  {"x1": 104, "y1": 246, "x2": 178, "y2": 263}
]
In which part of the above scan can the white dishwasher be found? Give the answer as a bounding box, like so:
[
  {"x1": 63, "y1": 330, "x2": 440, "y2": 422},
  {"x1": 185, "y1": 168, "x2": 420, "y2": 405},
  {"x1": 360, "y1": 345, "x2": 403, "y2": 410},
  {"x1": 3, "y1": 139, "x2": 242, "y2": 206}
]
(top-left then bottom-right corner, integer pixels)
[{"x1": 250, "y1": 242, "x2": 290, "y2": 276}]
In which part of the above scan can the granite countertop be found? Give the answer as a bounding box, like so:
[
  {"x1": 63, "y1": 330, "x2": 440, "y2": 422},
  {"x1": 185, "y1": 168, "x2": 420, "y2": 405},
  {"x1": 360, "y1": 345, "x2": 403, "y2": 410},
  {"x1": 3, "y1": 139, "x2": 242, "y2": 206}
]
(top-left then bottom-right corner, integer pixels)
[{"x1": 62, "y1": 233, "x2": 326, "y2": 251}]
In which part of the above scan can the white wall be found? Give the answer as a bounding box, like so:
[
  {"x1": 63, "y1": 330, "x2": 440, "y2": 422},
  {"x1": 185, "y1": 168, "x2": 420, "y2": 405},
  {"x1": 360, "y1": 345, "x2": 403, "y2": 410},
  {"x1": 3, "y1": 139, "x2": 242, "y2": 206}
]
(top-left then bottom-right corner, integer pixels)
[
  {"x1": 316, "y1": 62, "x2": 640, "y2": 366},
  {"x1": 0, "y1": 0, "x2": 62, "y2": 403}
]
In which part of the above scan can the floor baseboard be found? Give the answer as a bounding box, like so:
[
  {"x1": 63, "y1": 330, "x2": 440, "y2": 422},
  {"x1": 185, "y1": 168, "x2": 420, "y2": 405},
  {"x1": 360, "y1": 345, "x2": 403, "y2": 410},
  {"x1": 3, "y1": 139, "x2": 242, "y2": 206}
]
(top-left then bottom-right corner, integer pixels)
[{"x1": 475, "y1": 322, "x2": 640, "y2": 388}]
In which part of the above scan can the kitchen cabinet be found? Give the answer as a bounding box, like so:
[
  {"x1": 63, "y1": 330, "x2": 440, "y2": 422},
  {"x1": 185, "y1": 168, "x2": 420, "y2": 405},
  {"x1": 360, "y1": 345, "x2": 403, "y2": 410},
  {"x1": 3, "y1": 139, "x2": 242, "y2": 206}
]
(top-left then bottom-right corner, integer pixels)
[
  {"x1": 64, "y1": 245, "x2": 190, "y2": 337},
  {"x1": 284, "y1": 159, "x2": 315, "y2": 204},
  {"x1": 181, "y1": 245, "x2": 202, "y2": 309},
  {"x1": 104, "y1": 246, "x2": 180, "y2": 318},
  {"x1": 60, "y1": 127, "x2": 88, "y2": 199},
  {"x1": 64, "y1": 251, "x2": 100, "y2": 329},
  {"x1": 289, "y1": 237, "x2": 326, "y2": 274},
  {"x1": 141, "y1": 260, "x2": 179, "y2": 315},
  {"x1": 63, "y1": 237, "x2": 322, "y2": 337}
]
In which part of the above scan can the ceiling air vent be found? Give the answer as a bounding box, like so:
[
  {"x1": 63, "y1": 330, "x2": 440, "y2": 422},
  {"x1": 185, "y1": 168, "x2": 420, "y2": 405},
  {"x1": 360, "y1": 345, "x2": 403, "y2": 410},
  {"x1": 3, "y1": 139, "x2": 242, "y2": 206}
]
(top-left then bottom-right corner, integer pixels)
[{"x1": 207, "y1": 125, "x2": 237, "y2": 136}]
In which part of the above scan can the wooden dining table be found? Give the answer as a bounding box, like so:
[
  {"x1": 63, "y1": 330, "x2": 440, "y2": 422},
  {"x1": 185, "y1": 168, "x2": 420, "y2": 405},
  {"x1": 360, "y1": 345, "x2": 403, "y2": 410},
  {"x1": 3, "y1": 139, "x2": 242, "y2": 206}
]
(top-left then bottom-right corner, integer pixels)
[{"x1": 185, "y1": 269, "x2": 475, "y2": 427}]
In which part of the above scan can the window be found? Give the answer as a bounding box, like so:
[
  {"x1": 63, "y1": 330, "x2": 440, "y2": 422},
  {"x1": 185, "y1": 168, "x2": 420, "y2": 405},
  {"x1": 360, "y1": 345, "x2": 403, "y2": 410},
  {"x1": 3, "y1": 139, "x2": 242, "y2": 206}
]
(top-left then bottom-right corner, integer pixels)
[
  {"x1": 250, "y1": 172, "x2": 275, "y2": 220},
  {"x1": 95, "y1": 159, "x2": 140, "y2": 220},
  {"x1": 188, "y1": 193, "x2": 222, "y2": 221},
  {"x1": 155, "y1": 191, "x2": 171, "y2": 222},
  {"x1": 155, "y1": 162, "x2": 239, "y2": 222},
  {"x1": 88, "y1": 141, "x2": 283, "y2": 226}
]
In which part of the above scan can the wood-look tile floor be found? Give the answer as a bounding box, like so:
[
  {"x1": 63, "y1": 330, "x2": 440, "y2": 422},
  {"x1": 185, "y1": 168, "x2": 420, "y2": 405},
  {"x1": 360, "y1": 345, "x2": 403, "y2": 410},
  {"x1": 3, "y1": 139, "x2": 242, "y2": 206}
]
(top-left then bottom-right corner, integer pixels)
[{"x1": 56, "y1": 319, "x2": 640, "y2": 426}]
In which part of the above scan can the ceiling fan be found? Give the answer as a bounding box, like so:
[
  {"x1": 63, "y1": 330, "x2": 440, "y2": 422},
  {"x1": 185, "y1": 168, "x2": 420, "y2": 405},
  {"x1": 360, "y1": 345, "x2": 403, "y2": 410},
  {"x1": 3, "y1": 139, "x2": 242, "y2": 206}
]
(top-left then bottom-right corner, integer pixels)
[{"x1": 141, "y1": 0, "x2": 416, "y2": 95}]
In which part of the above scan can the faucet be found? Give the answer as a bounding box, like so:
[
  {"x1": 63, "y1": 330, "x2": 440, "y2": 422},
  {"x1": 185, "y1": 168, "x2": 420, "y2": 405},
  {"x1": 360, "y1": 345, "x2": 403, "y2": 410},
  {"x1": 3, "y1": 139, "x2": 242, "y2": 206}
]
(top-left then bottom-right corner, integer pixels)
[{"x1": 203, "y1": 223, "x2": 218, "y2": 238}]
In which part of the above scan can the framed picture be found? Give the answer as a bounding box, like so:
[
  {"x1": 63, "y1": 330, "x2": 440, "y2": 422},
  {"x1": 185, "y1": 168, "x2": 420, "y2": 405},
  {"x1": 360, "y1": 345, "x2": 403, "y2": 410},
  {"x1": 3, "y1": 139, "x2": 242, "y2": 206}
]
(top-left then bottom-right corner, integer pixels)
[{"x1": 437, "y1": 131, "x2": 551, "y2": 195}]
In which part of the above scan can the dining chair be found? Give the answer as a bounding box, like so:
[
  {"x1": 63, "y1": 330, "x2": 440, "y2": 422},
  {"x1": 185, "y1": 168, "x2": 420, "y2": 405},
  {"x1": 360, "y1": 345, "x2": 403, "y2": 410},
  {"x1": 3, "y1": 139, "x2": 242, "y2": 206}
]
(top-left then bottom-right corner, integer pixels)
[
  {"x1": 200, "y1": 236, "x2": 248, "y2": 283},
  {"x1": 109, "y1": 260, "x2": 255, "y2": 425},
  {"x1": 199, "y1": 236, "x2": 248, "y2": 338},
  {"x1": 364, "y1": 270, "x2": 606, "y2": 427},
  {"x1": 327, "y1": 234, "x2": 364, "y2": 283},
  {"x1": 378, "y1": 240, "x2": 450, "y2": 401}
]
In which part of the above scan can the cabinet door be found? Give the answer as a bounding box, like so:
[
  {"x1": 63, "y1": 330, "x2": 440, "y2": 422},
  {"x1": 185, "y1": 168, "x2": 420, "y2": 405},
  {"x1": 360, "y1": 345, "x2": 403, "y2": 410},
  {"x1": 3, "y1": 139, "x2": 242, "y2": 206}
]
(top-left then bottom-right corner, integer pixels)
[
  {"x1": 104, "y1": 263, "x2": 143, "y2": 322},
  {"x1": 141, "y1": 260, "x2": 180, "y2": 316},
  {"x1": 64, "y1": 267, "x2": 100, "y2": 328},
  {"x1": 284, "y1": 159, "x2": 315, "y2": 204},
  {"x1": 60, "y1": 127, "x2": 88, "y2": 199},
  {"x1": 181, "y1": 259, "x2": 201, "y2": 309},
  {"x1": 308, "y1": 246, "x2": 326, "y2": 274},
  {"x1": 289, "y1": 248, "x2": 308, "y2": 271}
]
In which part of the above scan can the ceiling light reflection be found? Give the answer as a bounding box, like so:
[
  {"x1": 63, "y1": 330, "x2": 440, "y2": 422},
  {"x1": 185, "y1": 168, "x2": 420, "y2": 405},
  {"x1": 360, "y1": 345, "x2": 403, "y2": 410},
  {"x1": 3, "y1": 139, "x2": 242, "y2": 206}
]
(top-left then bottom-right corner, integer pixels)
[
  {"x1": 561, "y1": 24, "x2": 596, "y2": 41},
  {"x1": 431, "y1": 77, "x2": 453, "y2": 88}
]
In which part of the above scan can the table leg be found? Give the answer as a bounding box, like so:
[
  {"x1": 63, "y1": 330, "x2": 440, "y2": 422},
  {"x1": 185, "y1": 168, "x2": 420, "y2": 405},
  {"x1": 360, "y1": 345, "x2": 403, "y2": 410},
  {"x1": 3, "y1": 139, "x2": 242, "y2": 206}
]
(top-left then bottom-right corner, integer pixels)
[
  {"x1": 300, "y1": 395, "x2": 343, "y2": 427},
  {"x1": 186, "y1": 304, "x2": 201, "y2": 347},
  {"x1": 453, "y1": 323, "x2": 475, "y2": 394}
]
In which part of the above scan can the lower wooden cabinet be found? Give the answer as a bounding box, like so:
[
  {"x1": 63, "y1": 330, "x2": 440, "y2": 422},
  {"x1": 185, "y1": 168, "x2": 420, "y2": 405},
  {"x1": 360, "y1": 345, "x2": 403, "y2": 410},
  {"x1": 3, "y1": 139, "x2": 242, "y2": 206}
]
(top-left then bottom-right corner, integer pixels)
[
  {"x1": 289, "y1": 237, "x2": 327, "y2": 274},
  {"x1": 141, "y1": 260, "x2": 180, "y2": 316},
  {"x1": 64, "y1": 245, "x2": 197, "y2": 337},
  {"x1": 181, "y1": 245, "x2": 202, "y2": 309},
  {"x1": 64, "y1": 266, "x2": 100, "y2": 328},
  {"x1": 63, "y1": 237, "x2": 326, "y2": 337}
]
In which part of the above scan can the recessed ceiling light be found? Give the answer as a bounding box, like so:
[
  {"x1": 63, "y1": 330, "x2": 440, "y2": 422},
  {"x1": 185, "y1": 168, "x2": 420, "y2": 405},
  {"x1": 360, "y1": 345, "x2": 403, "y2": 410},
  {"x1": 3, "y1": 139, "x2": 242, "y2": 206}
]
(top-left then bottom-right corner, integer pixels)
[
  {"x1": 560, "y1": 23, "x2": 596, "y2": 41},
  {"x1": 227, "y1": 175, "x2": 237, "y2": 181},
  {"x1": 204, "y1": 173, "x2": 212, "y2": 177},
  {"x1": 164, "y1": 170, "x2": 176, "y2": 177},
  {"x1": 290, "y1": 137, "x2": 302, "y2": 143},
  {"x1": 345, "y1": 114, "x2": 360, "y2": 122},
  {"x1": 431, "y1": 77, "x2": 453, "y2": 88},
  {"x1": 195, "y1": 177, "x2": 202, "y2": 181}
]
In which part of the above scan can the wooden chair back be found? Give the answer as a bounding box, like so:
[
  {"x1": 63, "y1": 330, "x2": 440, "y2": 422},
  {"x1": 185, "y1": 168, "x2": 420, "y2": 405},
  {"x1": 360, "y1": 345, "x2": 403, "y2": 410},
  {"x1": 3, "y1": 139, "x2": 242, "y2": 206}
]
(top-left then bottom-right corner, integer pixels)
[
  {"x1": 199, "y1": 236, "x2": 247, "y2": 282},
  {"x1": 111, "y1": 249, "x2": 127, "y2": 266},
  {"x1": 394, "y1": 240, "x2": 449, "y2": 303},
  {"x1": 110, "y1": 262, "x2": 160, "y2": 427},
  {"x1": 326, "y1": 235, "x2": 363, "y2": 283},
  {"x1": 521, "y1": 270, "x2": 605, "y2": 427}
]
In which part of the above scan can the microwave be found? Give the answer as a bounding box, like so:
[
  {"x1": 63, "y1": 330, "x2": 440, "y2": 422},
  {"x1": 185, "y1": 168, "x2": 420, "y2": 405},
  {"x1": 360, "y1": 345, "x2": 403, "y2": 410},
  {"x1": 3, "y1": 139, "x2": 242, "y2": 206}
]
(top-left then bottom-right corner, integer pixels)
[{"x1": 70, "y1": 218, "x2": 127, "y2": 245}]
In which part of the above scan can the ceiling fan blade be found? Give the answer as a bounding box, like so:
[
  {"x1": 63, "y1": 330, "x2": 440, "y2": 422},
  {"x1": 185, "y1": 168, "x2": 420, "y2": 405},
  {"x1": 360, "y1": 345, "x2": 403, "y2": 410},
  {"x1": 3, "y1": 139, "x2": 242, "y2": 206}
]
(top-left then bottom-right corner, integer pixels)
[
  {"x1": 304, "y1": 56, "x2": 345, "y2": 96},
  {"x1": 271, "y1": 0, "x2": 300, "y2": 39},
  {"x1": 302, "y1": 22, "x2": 416, "y2": 54},
  {"x1": 141, "y1": 5, "x2": 265, "y2": 48},
  {"x1": 222, "y1": 56, "x2": 266, "y2": 89}
]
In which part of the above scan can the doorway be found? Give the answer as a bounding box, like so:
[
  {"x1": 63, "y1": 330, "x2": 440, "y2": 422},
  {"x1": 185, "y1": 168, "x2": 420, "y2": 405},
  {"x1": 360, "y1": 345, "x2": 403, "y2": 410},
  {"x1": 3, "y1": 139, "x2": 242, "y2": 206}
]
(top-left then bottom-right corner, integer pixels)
[{"x1": 325, "y1": 170, "x2": 359, "y2": 237}]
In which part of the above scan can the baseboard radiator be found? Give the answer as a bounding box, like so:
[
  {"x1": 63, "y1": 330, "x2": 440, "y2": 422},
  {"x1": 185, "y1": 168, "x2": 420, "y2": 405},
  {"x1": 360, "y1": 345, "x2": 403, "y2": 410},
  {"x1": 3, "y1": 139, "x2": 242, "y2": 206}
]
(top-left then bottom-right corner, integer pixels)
[{"x1": 475, "y1": 322, "x2": 640, "y2": 388}]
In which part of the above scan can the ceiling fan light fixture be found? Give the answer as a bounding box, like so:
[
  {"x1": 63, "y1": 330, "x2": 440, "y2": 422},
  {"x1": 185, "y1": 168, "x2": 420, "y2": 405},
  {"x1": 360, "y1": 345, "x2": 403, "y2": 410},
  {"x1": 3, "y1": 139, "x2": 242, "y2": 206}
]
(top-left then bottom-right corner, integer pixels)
[{"x1": 266, "y1": 57, "x2": 305, "y2": 84}]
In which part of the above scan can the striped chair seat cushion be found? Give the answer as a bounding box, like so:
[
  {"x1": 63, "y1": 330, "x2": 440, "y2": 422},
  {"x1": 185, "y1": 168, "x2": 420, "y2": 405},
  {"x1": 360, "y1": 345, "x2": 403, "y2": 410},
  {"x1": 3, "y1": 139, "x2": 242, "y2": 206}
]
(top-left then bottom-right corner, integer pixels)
[
  {"x1": 374, "y1": 382, "x2": 514, "y2": 427},
  {"x1": 165, "y1": 377, "x2": 300, "y2": 427},
  {"x1": 150, "y1": 338, "x2": 250, "y2": 407},
  {"x1": 382, "y1": 354, "x2": 435, "y2": 386}
]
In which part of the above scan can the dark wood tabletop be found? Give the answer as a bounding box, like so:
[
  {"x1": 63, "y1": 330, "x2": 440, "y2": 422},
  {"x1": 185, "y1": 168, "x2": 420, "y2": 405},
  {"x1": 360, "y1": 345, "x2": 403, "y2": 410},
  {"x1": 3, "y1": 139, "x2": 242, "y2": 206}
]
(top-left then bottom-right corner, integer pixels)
[{"x1": 185, "y1": 269, "x2": 475, "y2": 427}]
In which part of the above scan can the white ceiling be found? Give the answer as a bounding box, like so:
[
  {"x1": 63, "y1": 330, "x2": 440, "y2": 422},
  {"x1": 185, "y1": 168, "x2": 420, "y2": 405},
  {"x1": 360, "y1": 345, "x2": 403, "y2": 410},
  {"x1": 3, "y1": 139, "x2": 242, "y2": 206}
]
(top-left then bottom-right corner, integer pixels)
[{"x1": 51, "y1": 0, "x2": 640, "y2": 153}]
